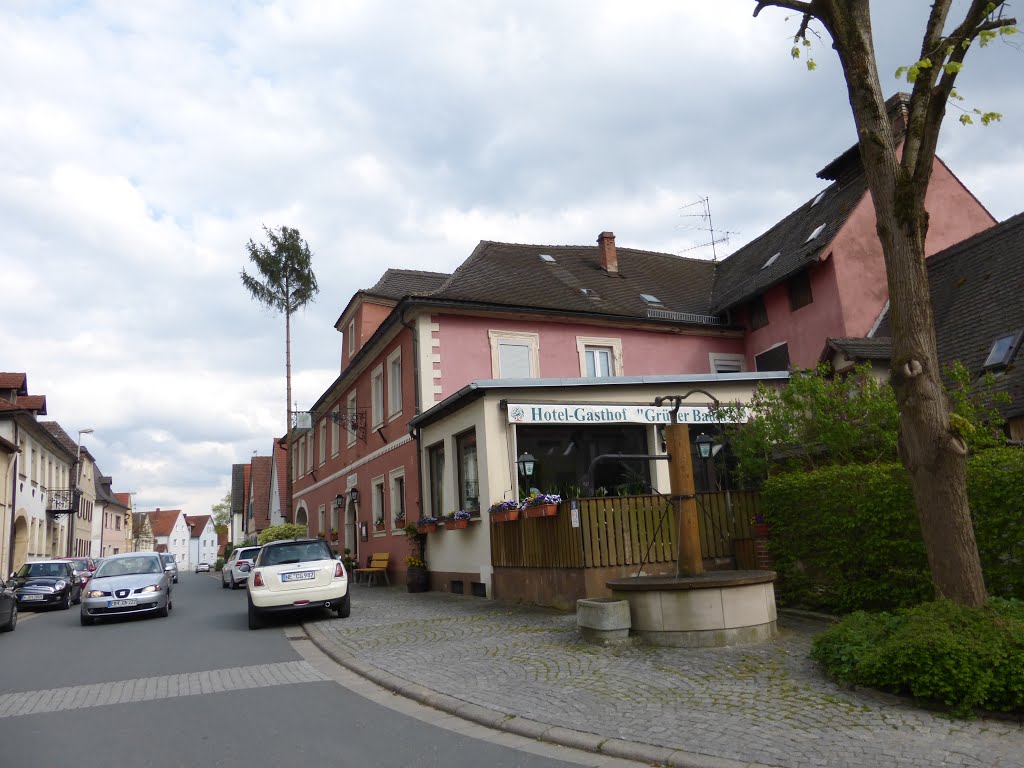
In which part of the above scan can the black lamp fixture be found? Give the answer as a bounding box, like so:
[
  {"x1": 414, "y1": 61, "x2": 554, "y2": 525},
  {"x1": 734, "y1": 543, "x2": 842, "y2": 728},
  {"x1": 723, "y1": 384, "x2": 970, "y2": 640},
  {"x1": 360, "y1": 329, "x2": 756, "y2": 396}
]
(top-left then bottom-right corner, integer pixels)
[
  {"x1": 333, "y1": 493, "x2": 345, "y2": 510},
  {"x1": 348, "y1": 487, "x2": 360, "y2": 505},
  {"x1": 516, "y1": 452, "x2": 536, "y2": 478},
  {"x1": 695, "y1": 432, "x2": 714, "y2": 461}
]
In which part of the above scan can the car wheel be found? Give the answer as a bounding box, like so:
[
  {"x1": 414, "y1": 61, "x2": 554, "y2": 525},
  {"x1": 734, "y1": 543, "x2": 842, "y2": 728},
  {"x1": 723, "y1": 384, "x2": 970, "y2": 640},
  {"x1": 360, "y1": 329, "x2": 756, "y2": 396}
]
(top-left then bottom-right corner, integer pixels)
[
  {"x1": 61, "y1": 591, "x2": 72, "y2": 610},
  {"x1": 221, "y1": 573, "x2": 228, "y2": 589},
  {"x1": 73, "y1": 589, "x2": 82, "y2": 606},
  {"x1": 230, "y1": 577, "x2": 239, "y2": 590},
  {"x1": 80, "y1": 612, "x2": 93, "y2": 627},
  {"x1": 1, "y1": 604, "x2": 16, "y2": 632},
  {"x1": 157, "y1": 598, "x2": 169, "y2": 618},
  {"x1": 336, "y1": 592, "x2": 351, "y2": 619},
  {"x1": 247, "y1": 596, "x2": 262, "y2": 630}
]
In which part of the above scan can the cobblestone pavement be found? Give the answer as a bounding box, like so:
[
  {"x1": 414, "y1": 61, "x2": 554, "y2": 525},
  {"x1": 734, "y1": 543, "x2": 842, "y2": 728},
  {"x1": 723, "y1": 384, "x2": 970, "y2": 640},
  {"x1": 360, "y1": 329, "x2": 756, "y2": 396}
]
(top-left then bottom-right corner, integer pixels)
[{"x1": 305, "y1": 585, "x2": 1024, "y2": 768}]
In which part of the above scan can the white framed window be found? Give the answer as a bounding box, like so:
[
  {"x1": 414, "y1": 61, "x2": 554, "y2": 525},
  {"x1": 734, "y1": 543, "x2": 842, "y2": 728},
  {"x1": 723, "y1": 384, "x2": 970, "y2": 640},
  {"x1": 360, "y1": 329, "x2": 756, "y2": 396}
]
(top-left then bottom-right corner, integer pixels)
[
  {"x1": 346, "y1": 391, "x2": 357, "y2": 447},
  {"x1": 319, "y1": 504, "x2": 326, "y2": 536},
  {"x1": 371, "y1": 475, "x2": 386, "y2": 531},
  {"x1": 370, "y1": 365, "x2": 384, "y2": 427},
  {"x1": 387, "y1": 348, "x2": 402, "y2": 418},
  {"x1": 709, "y1": 352, "x2": 747, "y2": 374},
  {"x1": 318, "y1": 419, "x2": 327, "y2": 465},
  {"x1": 306, "y1": 434, "x2": 313, "y2": 472},
  {"x1": 347, "y1": 319, "x2": 355, "y2": 355},
  {"x1": 389, "y1": 467, "x2": 406, "y2": 528},
  {"x1": 488, "y1": 330, "x2": 540, "y2": 378},
  {"x1": 575, "y1": 336, "x2": 622, "y2": 378},
  {"x1": 330, "y1": 405, "x2": 340, "y2": 457}
]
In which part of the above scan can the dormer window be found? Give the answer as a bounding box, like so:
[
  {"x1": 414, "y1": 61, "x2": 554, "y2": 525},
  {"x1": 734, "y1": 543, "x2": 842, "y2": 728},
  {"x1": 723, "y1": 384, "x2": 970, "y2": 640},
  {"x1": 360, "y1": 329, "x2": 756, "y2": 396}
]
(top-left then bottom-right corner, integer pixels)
[
  {"x1": 805, "y1": 223, "x2": 826, "y2": 243},
  {"x1": 762, "y1": 252, "x2": 780, "y2": 270},
  {"x1": 640, "y1": 293, "x2": 662, "y2": 305},
  {"x1": 983, "y1": 330, "x2": 1023, "y2": 369}
]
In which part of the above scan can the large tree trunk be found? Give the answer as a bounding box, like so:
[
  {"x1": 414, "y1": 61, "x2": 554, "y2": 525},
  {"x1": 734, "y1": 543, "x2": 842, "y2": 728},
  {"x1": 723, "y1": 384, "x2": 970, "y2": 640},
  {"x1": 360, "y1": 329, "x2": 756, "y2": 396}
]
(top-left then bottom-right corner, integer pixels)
[{"x1": 820, "y1": 0, "x2": 988, "y2": 606}]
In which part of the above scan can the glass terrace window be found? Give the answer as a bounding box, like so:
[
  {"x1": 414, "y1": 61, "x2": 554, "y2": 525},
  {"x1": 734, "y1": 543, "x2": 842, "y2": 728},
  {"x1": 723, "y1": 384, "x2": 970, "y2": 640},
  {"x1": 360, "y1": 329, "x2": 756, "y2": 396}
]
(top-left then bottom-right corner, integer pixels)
[
  {"x1": 427, "y1": 442, "x2": 445, "y2": 517},
  {"x1": 456, "y1": 430, "x2": 479, "y2": 514},
  {"x1": 983, "y1": 330, "x2": 1022, "y2": 369}
]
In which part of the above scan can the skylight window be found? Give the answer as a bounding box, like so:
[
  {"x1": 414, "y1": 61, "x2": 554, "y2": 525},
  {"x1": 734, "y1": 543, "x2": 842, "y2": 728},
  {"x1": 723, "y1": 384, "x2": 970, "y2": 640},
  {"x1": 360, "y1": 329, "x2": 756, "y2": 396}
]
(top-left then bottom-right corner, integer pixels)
[
  {"x1": 983, "y1": 330, "x2": 1023, "y2": 369},
  {"x1": 762, "y1": 252, "x2": 780, "y2": 269},
  {"x1": 811, "y1": 190, "x2": 827, "y2": 207},
  {"x1": 805, "y1": 223, "x2": 826, "y2": 243},
  {"x1": 640, "y1": 293, "x2": 662, "y2": 305},
  {"x1": 580, "y1": 287, "x2": 601, "y2": 299},
  {"x1": 539, "y1": 254, "x2": 556, "y2": 263}
]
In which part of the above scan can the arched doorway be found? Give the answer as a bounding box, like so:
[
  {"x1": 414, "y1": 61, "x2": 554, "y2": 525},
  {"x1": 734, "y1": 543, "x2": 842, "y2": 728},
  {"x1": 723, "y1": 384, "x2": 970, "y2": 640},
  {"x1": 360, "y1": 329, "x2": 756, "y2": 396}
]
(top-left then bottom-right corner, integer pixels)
[
  {"x1": 295, "y1": 506, "x2": 308, "y2": 528},
  {"x1": 12, "y1": 513, "x2": 28, "y2": 570}
]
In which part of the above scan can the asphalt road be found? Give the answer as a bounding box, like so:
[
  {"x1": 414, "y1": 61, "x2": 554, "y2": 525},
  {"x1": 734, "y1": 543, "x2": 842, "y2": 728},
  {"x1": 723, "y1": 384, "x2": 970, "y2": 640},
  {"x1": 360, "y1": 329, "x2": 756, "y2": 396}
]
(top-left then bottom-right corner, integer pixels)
[{"x1": 0, "y1": 572, "x2": 625, "y2": 768}]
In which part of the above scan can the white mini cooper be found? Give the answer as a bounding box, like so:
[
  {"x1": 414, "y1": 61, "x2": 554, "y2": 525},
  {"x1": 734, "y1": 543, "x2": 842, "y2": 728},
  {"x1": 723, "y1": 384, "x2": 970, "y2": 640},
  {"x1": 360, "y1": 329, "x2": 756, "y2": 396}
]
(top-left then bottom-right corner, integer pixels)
[{"x1": 242, "y1": 538, "x2": 349, "y2": 630}]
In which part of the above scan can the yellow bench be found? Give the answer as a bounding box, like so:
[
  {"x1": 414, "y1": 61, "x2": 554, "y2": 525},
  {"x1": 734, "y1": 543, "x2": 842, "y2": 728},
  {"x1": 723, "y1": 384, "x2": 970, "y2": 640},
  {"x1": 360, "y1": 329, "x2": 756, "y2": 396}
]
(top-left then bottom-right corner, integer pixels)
[{"x1": 353, "y1": 552, "x2": 390, "y2": 586}]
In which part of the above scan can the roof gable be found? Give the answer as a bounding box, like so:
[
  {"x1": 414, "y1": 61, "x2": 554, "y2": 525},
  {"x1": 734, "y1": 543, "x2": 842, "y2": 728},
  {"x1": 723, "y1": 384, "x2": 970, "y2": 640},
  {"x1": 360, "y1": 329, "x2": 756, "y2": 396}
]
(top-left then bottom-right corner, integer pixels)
[
  {"x1": 147, "y1": 509, "x2": 183, "y2": 538},
  {"x1": 187, "y1": 515, "x2": 212, "y2": 538}
]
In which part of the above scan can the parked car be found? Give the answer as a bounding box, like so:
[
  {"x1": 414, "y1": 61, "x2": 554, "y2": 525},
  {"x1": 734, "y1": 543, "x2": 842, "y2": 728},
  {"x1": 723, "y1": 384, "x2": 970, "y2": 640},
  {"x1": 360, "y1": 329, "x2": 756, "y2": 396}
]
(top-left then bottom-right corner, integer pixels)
[
  {"x1": 195, "y1": 562, "x2": 210, "y2": 573},
  {"x1": 244, "y1": 538, "x2": 349, "y2": 630},
  {"x1": 80, "y1": 552, "x2": 172, "y2": 626},
  {"x1": 222, "y1": 546, "x2": 262, "y2": 590},
  {"x1": 60, "y1": 557, "x2": 98, "y2": 587},
  {"x1": 9, "y1": 561, "x2": 83, "y2": 610},
  {"x1": 0, "y1": 577, "x2": 17, "y2": 632},
  {"x1": 159, "y1": 553, "x2": 179, "y2": 583}
]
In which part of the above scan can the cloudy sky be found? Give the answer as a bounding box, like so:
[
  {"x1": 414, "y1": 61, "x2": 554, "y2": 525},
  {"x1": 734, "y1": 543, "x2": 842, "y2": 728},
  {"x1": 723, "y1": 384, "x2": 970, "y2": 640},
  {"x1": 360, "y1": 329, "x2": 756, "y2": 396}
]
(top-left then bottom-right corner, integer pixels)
[{"x1": 3, "y1": 1, "x2": 1021, "y2": 517}]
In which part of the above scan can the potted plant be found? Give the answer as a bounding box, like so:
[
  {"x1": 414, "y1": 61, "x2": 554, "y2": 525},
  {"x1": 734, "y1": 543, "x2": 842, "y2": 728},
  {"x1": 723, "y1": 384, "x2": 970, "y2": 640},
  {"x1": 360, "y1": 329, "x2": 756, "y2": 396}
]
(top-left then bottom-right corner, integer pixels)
[
  {"x1": 446, "y1": 510, "x2": 472, "y2": 529},
  {"x1": 393, "y1": 513, "x2": 406, "y2": 528},
  {"x1": 523, "y1": 493, "x2": 562, "y2": 518},
  {"x1": 330, "y1": 527, "x2": 339, "y2": 541},
  {"x1": 405, "y1": 555, "x2": 429, "y2": 593},
  {"x1": 416, "y1": 516, "x2": 438, "y2": 533},
  {"x1": 374, "y1": 514, "x2": 386, "y2": 532},
  {"x1": 317, "y1": 531, "x2": 326, "y2": 538},
  {"x1": 489, "y1": 499, "x2": 521, "y2": 524}
]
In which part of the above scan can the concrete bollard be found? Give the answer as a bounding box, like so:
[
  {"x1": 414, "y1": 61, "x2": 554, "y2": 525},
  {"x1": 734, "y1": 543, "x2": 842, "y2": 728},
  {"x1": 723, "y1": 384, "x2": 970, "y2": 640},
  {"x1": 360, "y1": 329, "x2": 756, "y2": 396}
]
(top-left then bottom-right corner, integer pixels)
[{"x1": 576, "y1": 597, "x2": 631, "y2": 644}]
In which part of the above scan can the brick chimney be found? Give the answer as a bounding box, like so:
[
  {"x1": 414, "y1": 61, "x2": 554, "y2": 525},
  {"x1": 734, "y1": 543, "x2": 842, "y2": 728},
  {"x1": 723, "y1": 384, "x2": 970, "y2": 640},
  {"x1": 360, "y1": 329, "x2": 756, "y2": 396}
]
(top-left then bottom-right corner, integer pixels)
[{"x1": 598, "y1": 231, "x2": 617, "y2": 274}]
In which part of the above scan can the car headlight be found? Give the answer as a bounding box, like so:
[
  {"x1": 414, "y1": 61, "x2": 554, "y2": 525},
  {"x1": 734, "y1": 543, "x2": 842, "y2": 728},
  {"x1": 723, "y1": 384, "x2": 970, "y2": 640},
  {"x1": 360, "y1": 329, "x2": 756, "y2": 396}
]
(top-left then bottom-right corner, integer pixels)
[
  {"x1": 139, "y1": 584, "x2": 162, "y2": 593},
  {"x1": 55, "y1": 580, "x2": 67, "y2": 590},
  {"x1": 86, "y1": 590, "x2": 106, "y2": 598}
]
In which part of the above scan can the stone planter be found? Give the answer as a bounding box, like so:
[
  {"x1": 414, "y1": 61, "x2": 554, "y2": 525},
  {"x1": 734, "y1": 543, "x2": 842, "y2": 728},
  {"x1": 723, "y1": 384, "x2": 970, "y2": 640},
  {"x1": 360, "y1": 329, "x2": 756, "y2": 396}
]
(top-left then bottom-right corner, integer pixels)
[
  {"x1": 406, "y1": 565, "x2": 429, "y2": 593},
  {"x1": 576, "y1": 597, "x2": 631, "y2": 644},
  {"x1": 447, "y1": 519, "x2": 469, "y2": 529},
  {"x1": 525, "y1": 503, "x2": 558, "y2": 518}
]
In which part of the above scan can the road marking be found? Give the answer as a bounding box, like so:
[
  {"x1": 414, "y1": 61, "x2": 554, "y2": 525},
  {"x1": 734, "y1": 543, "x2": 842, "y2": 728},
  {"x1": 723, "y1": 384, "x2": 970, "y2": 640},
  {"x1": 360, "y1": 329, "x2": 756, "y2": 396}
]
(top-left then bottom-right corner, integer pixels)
[{"x1": 0, "y1": 661, "x2": 327, "y2": 719}]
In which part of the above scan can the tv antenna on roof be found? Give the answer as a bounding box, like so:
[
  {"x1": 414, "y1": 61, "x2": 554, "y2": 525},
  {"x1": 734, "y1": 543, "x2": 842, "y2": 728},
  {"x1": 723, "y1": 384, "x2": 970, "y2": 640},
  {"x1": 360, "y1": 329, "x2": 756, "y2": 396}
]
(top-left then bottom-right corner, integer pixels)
[{"x1": 676, "y1": 196, "x2": 738, "y2": 262}]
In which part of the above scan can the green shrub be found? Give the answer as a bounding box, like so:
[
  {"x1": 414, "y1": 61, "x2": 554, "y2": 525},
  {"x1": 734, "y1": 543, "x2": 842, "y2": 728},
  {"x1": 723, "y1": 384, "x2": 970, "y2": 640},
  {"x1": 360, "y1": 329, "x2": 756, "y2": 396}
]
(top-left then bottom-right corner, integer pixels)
[
  {"x1": 257, "y1": 523, "x2": 308, "y2": 545},
  {"x1": 762, "y1": 447, "x2": 1024, "y2": 612},
  {"x1": 811, "y1": 599, "x2": 1024, "y2": 716},
  {"x1": 214, "y1": 557, "x2": 224, "y2": 572}
]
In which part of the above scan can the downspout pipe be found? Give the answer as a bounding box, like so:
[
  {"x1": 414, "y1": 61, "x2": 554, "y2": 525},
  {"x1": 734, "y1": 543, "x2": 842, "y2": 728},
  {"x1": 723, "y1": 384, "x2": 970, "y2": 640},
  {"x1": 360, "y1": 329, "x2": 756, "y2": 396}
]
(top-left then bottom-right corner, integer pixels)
[
  {"x1": 400, "y1": 306, "x2": 425, "y2": 520},
  {"x1": 7, "y1": 421, "x2": 20, "y2": 575}
]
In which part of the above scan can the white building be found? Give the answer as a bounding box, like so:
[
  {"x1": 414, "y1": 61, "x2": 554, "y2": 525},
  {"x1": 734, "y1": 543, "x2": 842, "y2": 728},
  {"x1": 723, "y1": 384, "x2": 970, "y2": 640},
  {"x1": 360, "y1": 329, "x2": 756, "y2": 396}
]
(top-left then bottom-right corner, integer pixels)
[
  {"x1": 186, "y1": 515, "x2": 218, "y2": 567},
  {"x1": 147, "y1": 509, "x2": 190, "y2": 569}
]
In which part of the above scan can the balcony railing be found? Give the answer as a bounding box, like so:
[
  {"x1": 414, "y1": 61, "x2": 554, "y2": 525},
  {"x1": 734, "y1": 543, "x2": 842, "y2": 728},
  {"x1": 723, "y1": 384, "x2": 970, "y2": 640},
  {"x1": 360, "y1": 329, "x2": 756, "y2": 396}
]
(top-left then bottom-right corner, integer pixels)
[{"x1": 46, "y1": 489, "x2": 79, "y2": 516}]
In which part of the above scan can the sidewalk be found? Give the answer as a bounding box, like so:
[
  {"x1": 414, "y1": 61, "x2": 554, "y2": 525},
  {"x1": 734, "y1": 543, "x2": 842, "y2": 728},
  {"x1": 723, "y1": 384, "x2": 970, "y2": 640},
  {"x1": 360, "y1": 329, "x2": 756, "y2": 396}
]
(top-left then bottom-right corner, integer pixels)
[{"x1": 304, "y1": 584, "x2": 1023, "y2": 768}]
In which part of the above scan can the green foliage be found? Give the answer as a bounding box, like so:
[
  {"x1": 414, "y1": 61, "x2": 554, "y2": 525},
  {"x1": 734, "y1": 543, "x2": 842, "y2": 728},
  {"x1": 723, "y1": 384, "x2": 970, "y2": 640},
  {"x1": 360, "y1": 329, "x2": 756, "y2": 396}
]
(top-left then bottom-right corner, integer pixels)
[
  {"x1": 211, "y1": 492, "x2": 231, "y2": 529},
  {"x1": 214, "y1": 557, "x2": 224, "y2": 572},
  {"x1": 718, "y1": 363, "x2": 899, "y2": 484},
  {"x1": 257, "y1": 523, "x2": 308, "y2": 545},
  {"x1": 241, "y1": 225, "x2": 319, "y2": 315},
  {"x1": 763, "y1": 448, "x2": 1024, "y2": 612},
  {"x1": 944, "y1": 361, "x2": 1009, "y2": 449},
  {"x1": 223, "y1": 543, "x2": 235, "y2": 559},
  {"x1": 811, "y1": 599, "x2": 1024, "y2": 716}
]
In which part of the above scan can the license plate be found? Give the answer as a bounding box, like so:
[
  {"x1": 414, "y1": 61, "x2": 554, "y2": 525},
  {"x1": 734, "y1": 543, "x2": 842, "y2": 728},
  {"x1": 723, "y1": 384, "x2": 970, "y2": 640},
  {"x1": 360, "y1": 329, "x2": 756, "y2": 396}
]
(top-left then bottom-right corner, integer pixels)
[
  {"x1": 21, "y1": 594, "x2": 44, "y2": 601},
  {"x1": 282, "y1": 571, "x2": 316, "y2": 582},
  {"x1": 108, "y1": 599, "x2": 137, "y2": 608}
]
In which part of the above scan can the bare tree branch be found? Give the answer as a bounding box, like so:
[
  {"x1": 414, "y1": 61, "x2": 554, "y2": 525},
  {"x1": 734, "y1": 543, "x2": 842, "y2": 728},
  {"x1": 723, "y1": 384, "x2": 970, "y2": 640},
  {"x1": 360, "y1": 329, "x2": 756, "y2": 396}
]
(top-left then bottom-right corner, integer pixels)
[{"x1": 753, "y1": 0, "x2": 813, "y2": 18}]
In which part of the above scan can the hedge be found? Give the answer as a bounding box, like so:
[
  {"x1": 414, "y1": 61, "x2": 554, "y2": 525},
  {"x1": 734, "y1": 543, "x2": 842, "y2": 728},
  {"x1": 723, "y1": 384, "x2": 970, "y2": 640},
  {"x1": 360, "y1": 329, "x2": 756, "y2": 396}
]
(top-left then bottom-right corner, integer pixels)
[{"x1": 762, "y1": 447, "x2": 1024, "y2": 612}]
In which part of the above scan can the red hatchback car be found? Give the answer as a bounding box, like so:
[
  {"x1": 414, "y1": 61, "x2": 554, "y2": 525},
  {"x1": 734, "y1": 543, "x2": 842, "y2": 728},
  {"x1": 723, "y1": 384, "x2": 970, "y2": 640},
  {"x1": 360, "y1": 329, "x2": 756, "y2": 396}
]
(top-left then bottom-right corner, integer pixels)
[{"x1": 60, "y1": 557, "x2": 98, "y2": 587}]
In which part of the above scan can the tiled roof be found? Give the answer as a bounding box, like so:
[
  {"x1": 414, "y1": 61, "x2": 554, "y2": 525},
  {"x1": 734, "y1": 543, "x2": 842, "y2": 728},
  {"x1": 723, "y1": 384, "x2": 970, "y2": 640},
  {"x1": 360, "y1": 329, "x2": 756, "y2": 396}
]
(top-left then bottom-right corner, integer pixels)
[
  {"x1": 0, "y1": 372, "x2": 27, "y2": 393},
  {"x1": 250, "y1": 456, "x2": 272, "y2": 530},
  {"x1": 94, "y1": 475, "x2": 126, "y2": 507},
  {"x1": 147, "y1": 509, "x2": 182, "y2": 538},
  {"x1": 821, "y1": 337, "x2": 893, "y2": 363},
  {"x1": 115, "y1": 492, "x2": 132, "y2": 507},
  {"x1": 187, "y1": 514, "x2": 211, "y2": 538},
  {"x1": 710, "y1": 173, "x2": 867, "y2": 313},
  {"x1": 0, "y1": 400, "x2": 22, "y2": 413},
  {"x1": 429, "y1": 240, "x2": 718, "y2": 322},
  {"x1": 231, "y1": 464, "x2": 246, "y2": 515},
  {"x1": 38, "y1": 421, "x2": 78, "y2": 455},
  {"x1": 15, "y1": 394, "x2": 47, "y2": 414},
  {"x1": 366, "y1": 269, "x2": 451, "y2": 300}
]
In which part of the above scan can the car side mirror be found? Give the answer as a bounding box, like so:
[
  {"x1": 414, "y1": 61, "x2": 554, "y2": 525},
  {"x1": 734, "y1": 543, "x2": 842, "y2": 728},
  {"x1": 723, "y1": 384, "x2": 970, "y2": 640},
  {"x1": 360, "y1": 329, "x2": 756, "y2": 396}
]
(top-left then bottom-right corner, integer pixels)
[{"x1": 238, "y1": 563, "x2": 251, "y2": 573}]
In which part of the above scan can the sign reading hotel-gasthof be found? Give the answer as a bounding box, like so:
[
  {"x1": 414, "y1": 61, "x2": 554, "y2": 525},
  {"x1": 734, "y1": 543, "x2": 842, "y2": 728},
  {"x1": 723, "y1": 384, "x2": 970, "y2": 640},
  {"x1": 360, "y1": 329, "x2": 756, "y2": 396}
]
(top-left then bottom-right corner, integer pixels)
[{"x1": 506, "y1": 404, "x2": 742, "y2": 425}]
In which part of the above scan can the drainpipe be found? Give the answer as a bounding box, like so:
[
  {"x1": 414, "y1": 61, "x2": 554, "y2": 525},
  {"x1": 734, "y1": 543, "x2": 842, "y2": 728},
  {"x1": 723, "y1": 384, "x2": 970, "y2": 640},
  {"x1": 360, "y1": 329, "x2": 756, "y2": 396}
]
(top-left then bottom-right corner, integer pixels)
[
  {"x1": 400, "y1": 307, "x2": 425, "y2": 520},
  {"x1": 7, "y1": 421, "x2": 20, "y2": 575}
]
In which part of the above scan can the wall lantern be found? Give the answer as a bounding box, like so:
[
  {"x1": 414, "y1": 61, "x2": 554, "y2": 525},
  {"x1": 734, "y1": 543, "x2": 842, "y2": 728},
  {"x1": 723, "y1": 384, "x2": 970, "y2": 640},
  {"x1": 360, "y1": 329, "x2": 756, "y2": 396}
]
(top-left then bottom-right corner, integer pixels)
[
  {"x1": 333, "y1": 493, "x2": 345, "y2": 510},
  {"x1": 695, "y1": 433, "x2": 714, "y2": 461},
  {"x1": 348, "y1": 487, "x2": 360, "y2": 505},
  {"x1": 516, "y1": 452, "x2": 536, "y2": 478}
]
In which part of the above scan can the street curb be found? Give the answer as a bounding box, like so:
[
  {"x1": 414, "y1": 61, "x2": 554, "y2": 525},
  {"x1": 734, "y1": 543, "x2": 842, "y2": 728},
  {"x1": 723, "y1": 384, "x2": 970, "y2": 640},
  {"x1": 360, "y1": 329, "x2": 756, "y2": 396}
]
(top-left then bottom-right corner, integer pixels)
[{"x1": 302, "y1": 620, "x2": 765, "y2": 768}]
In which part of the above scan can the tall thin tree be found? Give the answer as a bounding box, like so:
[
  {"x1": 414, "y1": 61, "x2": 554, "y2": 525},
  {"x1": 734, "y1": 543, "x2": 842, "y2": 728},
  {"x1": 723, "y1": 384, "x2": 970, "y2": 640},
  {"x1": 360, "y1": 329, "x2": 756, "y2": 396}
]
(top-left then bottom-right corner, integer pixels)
[
  {"x1": 749, "y1": 0, "x2": 1016, "y2": 606},
  {"x1": 241, "y1": 225, "x2": 319, "y2": 523}
]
